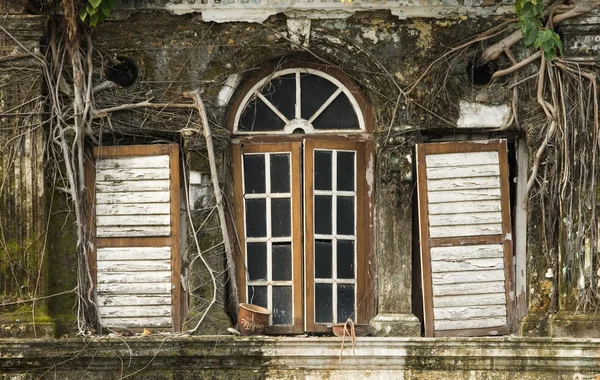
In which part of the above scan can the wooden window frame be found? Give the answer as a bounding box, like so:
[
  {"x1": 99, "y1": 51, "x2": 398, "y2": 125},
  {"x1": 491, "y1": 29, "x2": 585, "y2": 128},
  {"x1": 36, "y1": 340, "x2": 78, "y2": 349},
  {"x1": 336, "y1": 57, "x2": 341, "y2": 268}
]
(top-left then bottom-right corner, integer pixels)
[
  {"x1": 86, "y1": 144, "x2": 182, "y2": 332},
  {"x1": 304, "y1": 139, "x2": 370, "y2": 332},
  {"x1": 232, "y1": 136, "x2": 374, "y2": 334},
  {"x1": 416, "y1": 140, "x2": 513, "y2": 337}
]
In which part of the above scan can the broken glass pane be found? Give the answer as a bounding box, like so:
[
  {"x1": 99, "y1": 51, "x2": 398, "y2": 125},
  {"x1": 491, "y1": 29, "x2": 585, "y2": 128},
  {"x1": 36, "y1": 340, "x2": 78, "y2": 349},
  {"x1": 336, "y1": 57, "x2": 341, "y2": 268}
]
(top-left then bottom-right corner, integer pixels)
[
  {"x1": 272, "y1": 243, "x2": 292, "y2": 281},
  {"x1": 272, "y1": 286, "x2": 293, "y2": 325},
  {"x1": 337, "y1": 284, "x2": 355, "y2": 322},
  {"x1": 271, "y1": 198, "x2": 291, "y2": 237},
  {"x1": 270, "y1": 154, "x2": 290, "y2": 193},
  {"x1": 247, "y1": 242, "x2": 267, "y2": 281},
  {"x1": 315, "y1": 283, "x2": 332, "y2": 323},
  {"x1": 337, "y1": 151, "x2": 355, "y2": 192},
  {"x1": 245, "y1": 199, "x2": 266, "y2": 237},
  {"x1": 244, "y1": 154, "x2": 266, "y2": 194}
]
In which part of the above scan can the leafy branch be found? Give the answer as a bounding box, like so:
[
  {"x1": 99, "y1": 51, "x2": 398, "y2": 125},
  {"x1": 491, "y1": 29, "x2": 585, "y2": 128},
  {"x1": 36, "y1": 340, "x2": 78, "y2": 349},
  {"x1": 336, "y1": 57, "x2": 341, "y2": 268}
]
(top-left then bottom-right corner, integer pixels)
[
  {"x1": 79, "y1": 0, "x2": 116, "y2": 27},
  {"x1": 516, "y1": 0, "x2": 563, "y2": 61}
]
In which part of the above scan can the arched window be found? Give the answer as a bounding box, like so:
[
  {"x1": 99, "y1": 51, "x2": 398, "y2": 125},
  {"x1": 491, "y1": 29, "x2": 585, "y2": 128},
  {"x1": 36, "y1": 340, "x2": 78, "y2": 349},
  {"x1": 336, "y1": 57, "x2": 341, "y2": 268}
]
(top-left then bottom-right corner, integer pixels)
[{"x1": 230, "y1": 65, "x2": 374, "y2": 334}]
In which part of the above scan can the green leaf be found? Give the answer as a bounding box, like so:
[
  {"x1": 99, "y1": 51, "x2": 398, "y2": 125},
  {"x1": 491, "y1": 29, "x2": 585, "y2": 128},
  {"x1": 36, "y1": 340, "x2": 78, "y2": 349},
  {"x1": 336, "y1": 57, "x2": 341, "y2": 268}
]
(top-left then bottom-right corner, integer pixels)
[
  {"x1": 555, "y1": 37, "x2": 564, "y2": 56},
  {"x1": 88, "y1": 0, "x2": 103, "y2": 8},
  {"x1": 90, "y1": 12, "x2": 100, "y2": 27},
  {"x1": 543, "y1": 49, "x2": 556, "y2": 62},
  {"x1": 101, "y1": 3, "x2": 111, "y2": 17},
  {"x1": 87, "y1": 3, "x2": 98, "y2": 15},
  {"x1": 537, "y1": 29, "x2": 553, "y2": 43},
  {"x1": 79, "y1": 6, "x2": 88, "y2": 22}
]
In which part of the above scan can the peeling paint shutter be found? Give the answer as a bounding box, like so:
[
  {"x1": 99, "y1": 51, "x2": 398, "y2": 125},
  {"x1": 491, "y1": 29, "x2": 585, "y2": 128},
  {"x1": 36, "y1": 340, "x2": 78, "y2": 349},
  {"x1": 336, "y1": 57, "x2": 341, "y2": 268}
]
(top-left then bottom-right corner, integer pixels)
[
  {"x1": 91, "y1": 145, "x2": 181, "y2": 330},
  {"x1": 416, "y1": 140, "x2": 513, "y2": 337}
]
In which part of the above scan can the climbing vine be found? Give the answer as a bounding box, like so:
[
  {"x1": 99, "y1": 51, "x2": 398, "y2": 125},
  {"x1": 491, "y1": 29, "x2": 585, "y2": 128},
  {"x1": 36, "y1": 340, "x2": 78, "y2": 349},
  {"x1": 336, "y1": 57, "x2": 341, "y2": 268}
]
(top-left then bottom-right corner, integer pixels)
[{"x1": 516, "y1": 0, "x2": 563, "y2": 61}]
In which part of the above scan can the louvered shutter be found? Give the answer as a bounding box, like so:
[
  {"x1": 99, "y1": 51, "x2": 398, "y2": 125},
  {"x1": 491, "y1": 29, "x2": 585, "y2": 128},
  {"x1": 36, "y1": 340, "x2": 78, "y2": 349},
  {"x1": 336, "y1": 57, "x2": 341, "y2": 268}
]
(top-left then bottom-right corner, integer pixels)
[
  {"x1": 416, "y1": 140, "x2": 513, "y2": 337},
  {"x1": 91, "y1": 145, "x2": 181, "y2": 330}
]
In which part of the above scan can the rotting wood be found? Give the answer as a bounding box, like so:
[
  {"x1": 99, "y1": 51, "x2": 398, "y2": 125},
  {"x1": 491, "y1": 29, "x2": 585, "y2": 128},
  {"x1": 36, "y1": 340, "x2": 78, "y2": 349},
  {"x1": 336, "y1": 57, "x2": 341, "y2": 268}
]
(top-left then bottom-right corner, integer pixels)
[
  {"x1": 97, "y1": 247, "x2": 171, "y2": 261},
  {"x1": 433, "y1": 293, "x2": 507, "y2": 308}
]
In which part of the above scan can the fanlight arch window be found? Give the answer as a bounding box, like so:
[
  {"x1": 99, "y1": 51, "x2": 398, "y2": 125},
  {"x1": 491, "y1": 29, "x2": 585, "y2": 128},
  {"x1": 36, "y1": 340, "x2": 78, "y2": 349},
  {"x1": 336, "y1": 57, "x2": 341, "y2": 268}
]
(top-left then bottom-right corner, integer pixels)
[
  {"x1": 231, "y1": 66, "x2": 373, "y2": 334},
  {"x1": 233, "y1": 68, "x2": 366, "y2": 134}
]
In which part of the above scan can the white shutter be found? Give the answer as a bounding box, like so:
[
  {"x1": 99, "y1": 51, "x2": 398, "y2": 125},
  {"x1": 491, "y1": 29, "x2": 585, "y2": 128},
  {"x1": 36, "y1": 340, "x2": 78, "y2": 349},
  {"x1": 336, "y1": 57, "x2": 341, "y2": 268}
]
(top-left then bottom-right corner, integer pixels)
[
  {"x1": 92, "y1": 145, "x2": 180, "y2": 330},
  {"x1": 417, "y1": 140, "x2": 513, "y2": 337}
]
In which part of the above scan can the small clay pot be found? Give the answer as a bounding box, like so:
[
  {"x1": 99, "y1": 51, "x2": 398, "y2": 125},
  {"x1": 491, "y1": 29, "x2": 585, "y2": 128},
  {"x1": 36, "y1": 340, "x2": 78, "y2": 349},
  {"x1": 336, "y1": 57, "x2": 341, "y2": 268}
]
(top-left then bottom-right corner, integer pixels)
[
  {"x1": 237, "y1": 303, "x2": 271, "y2": 336},
  {"x1": 331, "y1": 323, "x2": 371, "y2": 337}
]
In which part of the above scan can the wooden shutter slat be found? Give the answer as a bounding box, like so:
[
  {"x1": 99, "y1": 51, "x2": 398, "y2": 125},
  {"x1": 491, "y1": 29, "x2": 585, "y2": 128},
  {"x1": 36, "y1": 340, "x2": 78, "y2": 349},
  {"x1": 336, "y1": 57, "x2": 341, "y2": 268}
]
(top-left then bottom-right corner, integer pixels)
[
  {"x1": 433, "y1": 293, "x2": 507, "y2": 308},
  {"x1": 426, "y1": 164, "x2": 500, "y2": 179},
  {"x1": 432, "y1": 269, "x2": 505, "y2": 285},
  {"x1": 95, "y1": 168, "x2": 170, "y2": 181},
  {"x1": 97, "y1": 295, "x2": 171, "y2": 307},
  {"x1": 97, "y1": 247, "x2": 171, "y2": 261},
  {"x1": 100, "y1": 317, "x2": 172, "y2": 328},
  {"x1": 96, "y1": 191, "x2": 170, "y2": 204},
  {"x1": 428, "y1": 200, "x2": 501, "y2": 215},
  {"x1": 97, "y1": 272, "x2": 171, "y2": 284},
  {"x1": 96, "y1": 155, "x2": 170, "y2": 170}
]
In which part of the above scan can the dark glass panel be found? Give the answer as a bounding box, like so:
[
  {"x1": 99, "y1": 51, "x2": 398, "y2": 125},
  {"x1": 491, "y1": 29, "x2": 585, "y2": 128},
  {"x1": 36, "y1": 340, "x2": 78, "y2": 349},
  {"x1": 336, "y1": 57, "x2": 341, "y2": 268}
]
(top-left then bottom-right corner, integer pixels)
[
  {"x1": 270, "y1": 154, "x2": 290, "y2": 193},
  {"x1": 314, "y1": 240, "x2": 332, "y2": 279},
  {"x1": 245, "y1": 199, "x2": 266, "y2": 237},
  {"x1": 246, "y1": 242, "x2": 267, "y2": 281},
  {"x1": 336, "y1": 151, "x2": 355, "y2": 192},
  {"x1": 272, "y1": 243, "x2": 292, "y2": 281},
  {"x1": 315, "y1": 283, "x2": 332, "y2": 323},
  {"x1": 239, "y1": 96, "x2": 286, "y2": 131},
  {"x1": 337, "y1": 285, "x2": 355, "y2": 322},
  {"x1": 314, "y1": 150, "x2": 332, "y2": 191},
  {"x1": 247, "y1": 286, "x2": 268, "y2": 309},
  {"x1": 243, "y1": 154, "x2": 266, "y2": 194},
  {"x1": 272, "y1": 286, "x2": 293, "y2": 325},
  {"x1": 259, "y1": 74, "x2": 296, "y2": 121},
  {"x1": 336, "y1": 196, "x2": 355, "y2": 236},
  {"x1": 314, "y1": 195, "x2": 332, "y2": 234},
  {"x1": 337, "y1": 240, "x2": 355, "y2": 279},
  {"x1": 312, "y1": 93, "x2": 359, "y2": 130},
  {"x1": 300, "y1": 73, "x2": 338, "y2": 121},
  {"x1": 271, "y1": 198, "x2": 291, "y2": 237}
]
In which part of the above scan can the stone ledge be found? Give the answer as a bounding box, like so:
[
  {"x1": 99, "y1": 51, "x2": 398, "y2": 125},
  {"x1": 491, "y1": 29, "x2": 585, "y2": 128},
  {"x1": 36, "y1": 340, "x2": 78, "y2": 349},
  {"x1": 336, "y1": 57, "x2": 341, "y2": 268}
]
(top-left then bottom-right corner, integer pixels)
[{"x1": 1, "y1": 336, "x2": 600, "y2": 379}]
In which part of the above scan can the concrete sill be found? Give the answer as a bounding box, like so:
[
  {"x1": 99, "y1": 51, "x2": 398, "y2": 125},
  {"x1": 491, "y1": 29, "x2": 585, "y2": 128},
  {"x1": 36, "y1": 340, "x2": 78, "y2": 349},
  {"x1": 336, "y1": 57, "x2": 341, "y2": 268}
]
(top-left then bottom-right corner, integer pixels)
[{"x1": 2, "y1": 336, "x2": 600, "y2": 378}]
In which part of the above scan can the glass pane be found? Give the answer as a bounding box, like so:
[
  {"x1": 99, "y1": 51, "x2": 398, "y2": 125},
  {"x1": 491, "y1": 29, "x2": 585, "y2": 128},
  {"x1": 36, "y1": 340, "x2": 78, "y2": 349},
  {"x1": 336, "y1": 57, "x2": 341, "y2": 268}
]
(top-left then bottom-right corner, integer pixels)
[
  {"x1": 243, "y1": 154, "x2": 265, "y2": 194},
  {"x1": 337, "y1": 151, "x2": 355, "y2": 192},
  {"x1": 271, "y1": 198, "x2": 291, "y2": 237},
  {"x1": 246, "y1": 242, "x2": 267, "y2": 281},
  {"x1": 270, "y1": 154, "x2": 290, "y2": 193},
  {"x1": 337, "y1": 240, "x2": 355, "y2": 279},
  {"x1": 239, "y1": 96, "x2": 286, "y2": 132},
  {"x1": 314, "y1": 195, "x2": 332, "y2": 235},
  {"x1": 300, "y1": 73, "x2": 338, "y2": 120},
  {"x1": 336, "y1": 196, "x2": 355, "y2": 236},
  {"x1": 315, "y1": 283, "x2": 332, "y2": 323},
  {"x1": 245, "y1": 199, "x2": 266, "y2": 237},
  {"x1": 314, "y1": 240, "x2": 332, "y2": 279},
  {"x1": 337, "y1": 285, "x2": 355, "y2": 322},
  {"x1": 272, "y1": 286, "x2": 293, "y2": 325},
  {"x1": 259, "y1": 74, "x2": 296, "y2": 121},
  {"x1": 247, "y1": 285, "x2": 268, "y2": 309},
  {"x1": 314, "y1": 150, "x2": 332, "y2": 190},
  {"x1": 312, "y1": 93, "x2": 359, "y2": 130},
  {"x1": 272, "y1": 243, "x2": 292, "y2": 281}
]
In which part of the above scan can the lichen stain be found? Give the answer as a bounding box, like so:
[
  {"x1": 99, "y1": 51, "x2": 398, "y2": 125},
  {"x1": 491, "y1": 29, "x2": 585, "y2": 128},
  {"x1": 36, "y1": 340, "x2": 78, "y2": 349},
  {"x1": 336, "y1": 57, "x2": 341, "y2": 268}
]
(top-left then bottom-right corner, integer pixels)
[{"x1": 407, "y1": 21, "x2": 433, "y2": 50}]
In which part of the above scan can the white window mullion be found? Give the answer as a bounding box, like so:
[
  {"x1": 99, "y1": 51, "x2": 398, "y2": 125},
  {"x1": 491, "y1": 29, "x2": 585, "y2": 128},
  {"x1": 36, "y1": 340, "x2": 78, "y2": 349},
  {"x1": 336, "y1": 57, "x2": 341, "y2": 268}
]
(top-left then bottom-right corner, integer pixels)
[
  {"x1": 265, "y1": 153, "x2": 273, "y2": 324},
  {"x1": 332, "y1": 150, "x2": 338, "y2": 323},
  {"x1": 295, "y1": 70, "x2": 301, "y2": 119}
]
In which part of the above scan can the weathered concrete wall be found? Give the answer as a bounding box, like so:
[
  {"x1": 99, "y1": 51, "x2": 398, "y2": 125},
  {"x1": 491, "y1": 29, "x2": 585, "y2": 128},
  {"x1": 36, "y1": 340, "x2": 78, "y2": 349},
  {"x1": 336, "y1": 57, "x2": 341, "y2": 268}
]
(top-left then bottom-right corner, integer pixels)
[
  {"x1": 2, "y1": 336, "x2": 600, "y2": 379},
  {"x1": 0, "y1": 14, "x2": 53, "y2": 338}
]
